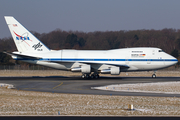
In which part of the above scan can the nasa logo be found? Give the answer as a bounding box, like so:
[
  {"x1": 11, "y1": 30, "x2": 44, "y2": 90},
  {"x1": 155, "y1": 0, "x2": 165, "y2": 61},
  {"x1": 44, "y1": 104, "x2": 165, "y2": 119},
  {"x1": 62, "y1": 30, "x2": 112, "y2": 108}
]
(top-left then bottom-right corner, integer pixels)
[
  {"x1": 13, "y1": 31, "x2": 32, "y2": 46},
  {"x1": 16, "y1": 36, "x2": 30, "y2": 40},
  {"x1": 13, "y1": 31, "x2": 32, "y2": 41},
  {"x1": 32, "y1": 42, "x2": 43, "y2": 50}
]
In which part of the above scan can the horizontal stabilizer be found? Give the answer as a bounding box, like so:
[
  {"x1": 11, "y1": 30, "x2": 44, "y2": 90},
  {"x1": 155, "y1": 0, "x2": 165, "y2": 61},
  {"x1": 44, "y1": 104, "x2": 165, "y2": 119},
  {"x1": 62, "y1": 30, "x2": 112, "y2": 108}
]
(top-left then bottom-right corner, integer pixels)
[{"x1": 3, "y1": 52, "x2": 42, "y2": 60}]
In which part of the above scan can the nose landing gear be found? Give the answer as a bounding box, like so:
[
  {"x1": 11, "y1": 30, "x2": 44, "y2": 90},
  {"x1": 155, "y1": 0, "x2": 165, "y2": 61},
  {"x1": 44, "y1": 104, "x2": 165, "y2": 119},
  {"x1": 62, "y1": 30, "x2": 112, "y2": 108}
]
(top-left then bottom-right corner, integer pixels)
[
  {"x1": 152, "y1": 74, "x2": 156, "y2": 78},
  {"x1": 152, "y1": 71, "x2": 157, "y2": 78}
]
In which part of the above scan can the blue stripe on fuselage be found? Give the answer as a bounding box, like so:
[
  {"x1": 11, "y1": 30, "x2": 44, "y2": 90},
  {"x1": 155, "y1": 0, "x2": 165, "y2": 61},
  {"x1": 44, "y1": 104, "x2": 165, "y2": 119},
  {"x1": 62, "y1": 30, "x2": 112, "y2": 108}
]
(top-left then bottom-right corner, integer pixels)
[{"x1": 14, "y1": 58, "x2": 178, "y2": 62}]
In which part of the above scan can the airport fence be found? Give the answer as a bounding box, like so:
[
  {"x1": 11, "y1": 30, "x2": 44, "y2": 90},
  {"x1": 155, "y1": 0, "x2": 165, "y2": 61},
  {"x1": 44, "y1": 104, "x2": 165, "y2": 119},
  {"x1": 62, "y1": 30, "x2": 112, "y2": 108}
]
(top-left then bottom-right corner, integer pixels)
[
  {"x1": 0, "y1": 65, "x2": 179, "y2": 71},
  {"x1": 0, "y1": 65, "x2": 54, "y2": 70}
]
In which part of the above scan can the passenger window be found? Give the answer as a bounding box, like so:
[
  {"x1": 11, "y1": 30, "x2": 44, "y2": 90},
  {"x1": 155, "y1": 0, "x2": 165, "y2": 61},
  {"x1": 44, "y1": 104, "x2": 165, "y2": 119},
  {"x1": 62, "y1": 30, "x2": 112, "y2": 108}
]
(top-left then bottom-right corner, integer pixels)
[{"x1": 158, "y1": 50, "x2": 163, "y2": 52}]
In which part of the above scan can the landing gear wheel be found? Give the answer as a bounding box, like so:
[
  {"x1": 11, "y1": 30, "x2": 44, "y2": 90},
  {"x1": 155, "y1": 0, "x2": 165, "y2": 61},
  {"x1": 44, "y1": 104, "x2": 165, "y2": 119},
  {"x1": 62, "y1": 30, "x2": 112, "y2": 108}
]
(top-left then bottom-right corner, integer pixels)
[
  {"x1": 152, "y1": 74, "x2": 156, "y2": 78},
  {"x1": 91, "y1": 74, "x2": 94, "y2": 79},
  {"x1": 82, "y1": 74, "x2": 90, "y2": 79},
  {"x1": 82, "y1": 73, "x2": 99, "y2": 79},
  {"x1": 82, "y1": 74, "x2": 85, "y2": 78},
  {"x1": 86, "y1": 74, "x2": 90, "y2": 79},
  {"x1": 95, "y1": 74, "x2": 99, "y2": 79}
]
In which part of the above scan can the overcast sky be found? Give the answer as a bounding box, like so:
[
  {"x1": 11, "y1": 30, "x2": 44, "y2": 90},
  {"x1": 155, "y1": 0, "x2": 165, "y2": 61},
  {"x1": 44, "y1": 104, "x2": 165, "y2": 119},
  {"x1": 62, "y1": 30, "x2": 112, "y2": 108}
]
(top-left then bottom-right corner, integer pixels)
[{"x1": 1, "y1": 0, "x2": 180, "y2": 38}]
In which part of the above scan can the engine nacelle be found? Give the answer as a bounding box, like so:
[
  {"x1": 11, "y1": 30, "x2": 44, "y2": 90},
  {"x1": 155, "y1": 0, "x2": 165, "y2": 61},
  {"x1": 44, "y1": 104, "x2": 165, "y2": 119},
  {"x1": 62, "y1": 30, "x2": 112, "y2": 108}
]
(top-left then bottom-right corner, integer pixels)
[
  {"x1": 101, "y1": 67, "x2": 120, "y2": 75},
  {"x1": 71, "y1": 65, "x2": 91, "y2": 74},
  {"x1": 110, "y1": 67, "x2": 120, "y2": 75},
  {"x1": 81, "y1": 65, "x2": 91, "y2": 73}
]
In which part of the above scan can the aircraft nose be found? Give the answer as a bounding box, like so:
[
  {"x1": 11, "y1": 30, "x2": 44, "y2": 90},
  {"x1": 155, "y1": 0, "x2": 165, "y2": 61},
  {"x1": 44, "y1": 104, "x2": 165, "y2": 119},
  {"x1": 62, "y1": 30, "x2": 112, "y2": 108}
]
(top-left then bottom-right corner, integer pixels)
[
  {"x1": 175, "y1": 58, "x2": 178, "y2": 64},
  {"x1": 171, "y1": 56, "x2": 178, "y2": 64}
]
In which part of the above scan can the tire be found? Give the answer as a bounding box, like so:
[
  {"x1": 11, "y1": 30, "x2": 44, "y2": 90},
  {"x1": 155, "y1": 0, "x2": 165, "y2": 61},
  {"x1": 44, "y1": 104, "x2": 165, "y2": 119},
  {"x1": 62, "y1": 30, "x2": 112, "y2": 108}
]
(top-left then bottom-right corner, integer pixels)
[
  {"x1": 152, "y1": 74, "x2": 156, "y2": 78},
  {"x1": 82, "y1": 75, "x2": 85, "y2": 78},
  {"x1": 91, "y1": 75, "x2": 94, "y2": 79}
]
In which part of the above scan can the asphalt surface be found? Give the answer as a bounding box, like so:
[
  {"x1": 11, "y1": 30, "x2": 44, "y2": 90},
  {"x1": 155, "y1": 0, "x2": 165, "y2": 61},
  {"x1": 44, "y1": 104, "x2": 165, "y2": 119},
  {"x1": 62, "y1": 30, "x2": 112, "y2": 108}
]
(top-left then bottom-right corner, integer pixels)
[{"x1": 0, "y1": 76, "x2": 180, "y2": 97}]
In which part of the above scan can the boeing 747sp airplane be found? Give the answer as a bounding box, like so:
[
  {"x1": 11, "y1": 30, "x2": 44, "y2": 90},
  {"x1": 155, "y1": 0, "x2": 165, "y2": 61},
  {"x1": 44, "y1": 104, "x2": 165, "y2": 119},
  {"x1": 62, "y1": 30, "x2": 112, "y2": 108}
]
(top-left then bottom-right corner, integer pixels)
[{"x1": 4, "y1": 16, "x2": 178, "y2": 78}]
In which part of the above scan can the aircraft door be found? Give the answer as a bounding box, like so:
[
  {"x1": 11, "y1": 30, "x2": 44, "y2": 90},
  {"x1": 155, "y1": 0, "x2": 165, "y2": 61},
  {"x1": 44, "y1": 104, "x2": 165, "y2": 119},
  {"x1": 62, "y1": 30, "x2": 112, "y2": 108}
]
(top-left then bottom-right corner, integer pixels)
[
  {"x1": 163, "y1": 57, "x2": 166, "y2": 65},
  {"x1": 125, "y1": 57, "x2": 129, "y2": 64},
  {"x1": 152, "y1": 50, "x2": 155, "y2": 55},
  {"x1": 147, "y1": 57, "x2": 151, "y2": 64}
]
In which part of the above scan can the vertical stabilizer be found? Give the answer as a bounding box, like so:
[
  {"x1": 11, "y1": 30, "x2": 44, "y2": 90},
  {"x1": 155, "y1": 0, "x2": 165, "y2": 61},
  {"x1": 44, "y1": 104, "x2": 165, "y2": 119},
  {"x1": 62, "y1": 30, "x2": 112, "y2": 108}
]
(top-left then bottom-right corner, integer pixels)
[{"x1": 4, "y1": 16, "x2": 50, "y2": 52}]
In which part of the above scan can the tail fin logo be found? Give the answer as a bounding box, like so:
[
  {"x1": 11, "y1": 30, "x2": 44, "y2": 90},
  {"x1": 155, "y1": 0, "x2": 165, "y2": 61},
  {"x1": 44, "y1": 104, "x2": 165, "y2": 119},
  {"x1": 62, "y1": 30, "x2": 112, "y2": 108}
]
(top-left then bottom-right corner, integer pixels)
[
  {"x1": 32, "y1": 42, "x2": 43, "y2": 51},
  {"x1": 13, "y1": 24, "x2": 17, "y2": 27},
  {"x1": 13, "y1": 31, "x2": 32, "y2": 46}
]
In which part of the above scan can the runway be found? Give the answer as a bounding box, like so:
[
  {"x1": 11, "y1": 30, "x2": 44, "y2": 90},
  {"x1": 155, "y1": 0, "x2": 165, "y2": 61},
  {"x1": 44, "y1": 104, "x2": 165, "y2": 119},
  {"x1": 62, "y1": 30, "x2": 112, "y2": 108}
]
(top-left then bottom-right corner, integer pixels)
[{"x1": 1, "y1": 76, "x2": 180, "y2": 97}]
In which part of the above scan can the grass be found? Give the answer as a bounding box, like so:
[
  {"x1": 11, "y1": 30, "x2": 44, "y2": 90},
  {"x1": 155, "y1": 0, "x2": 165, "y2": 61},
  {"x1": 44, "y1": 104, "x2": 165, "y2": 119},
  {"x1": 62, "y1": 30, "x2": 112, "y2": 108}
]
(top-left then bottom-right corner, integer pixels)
[
  {"x1": 0, "y1": 87, "x2": 180, "y2": 116},
  {"x1": 0, "y1": 70, "x2": 180, "y2": 116},
  {"x1": 0, "y1": 70, "x2": 180, "y2": 77}
]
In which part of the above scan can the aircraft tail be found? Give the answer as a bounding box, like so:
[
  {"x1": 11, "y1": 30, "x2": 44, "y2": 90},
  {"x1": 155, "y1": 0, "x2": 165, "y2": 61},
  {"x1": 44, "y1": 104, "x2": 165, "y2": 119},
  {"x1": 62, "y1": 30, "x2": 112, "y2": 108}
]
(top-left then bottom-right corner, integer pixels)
[{"x1": 4, "y1": 16, "x2": 50, "y2": 52}]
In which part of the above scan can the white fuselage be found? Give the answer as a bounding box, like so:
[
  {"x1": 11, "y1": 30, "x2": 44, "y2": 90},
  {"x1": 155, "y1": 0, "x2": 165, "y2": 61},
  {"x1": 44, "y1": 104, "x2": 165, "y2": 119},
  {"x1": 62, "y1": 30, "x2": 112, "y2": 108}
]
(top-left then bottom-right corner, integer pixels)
[
  {"x1": 5, "y1": 16, "x2": 178, "y2": 77},
  {"x1": 13, "y1": 47, "x2": 178, "y2": 72}
]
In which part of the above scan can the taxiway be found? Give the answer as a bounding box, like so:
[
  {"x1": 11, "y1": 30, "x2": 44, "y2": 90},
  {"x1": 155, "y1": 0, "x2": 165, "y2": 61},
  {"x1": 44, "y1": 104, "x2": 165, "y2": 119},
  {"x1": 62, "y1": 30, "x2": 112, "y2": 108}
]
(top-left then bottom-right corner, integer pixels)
[{"x1": 0, "y1": 76, "x2": 180, "y2": 97}]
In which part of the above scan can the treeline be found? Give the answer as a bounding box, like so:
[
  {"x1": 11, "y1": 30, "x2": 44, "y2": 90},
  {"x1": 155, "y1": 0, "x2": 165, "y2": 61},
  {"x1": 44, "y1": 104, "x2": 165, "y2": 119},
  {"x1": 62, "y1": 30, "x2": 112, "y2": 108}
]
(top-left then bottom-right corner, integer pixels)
[{"x1": 1, "y1": 28, "x2": 180, "y2": 65}]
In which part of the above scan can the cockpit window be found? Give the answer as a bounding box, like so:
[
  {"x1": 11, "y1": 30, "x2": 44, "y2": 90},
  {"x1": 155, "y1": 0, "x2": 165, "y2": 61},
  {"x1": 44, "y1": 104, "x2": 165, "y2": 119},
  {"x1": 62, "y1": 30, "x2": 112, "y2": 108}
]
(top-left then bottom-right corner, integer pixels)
[{"x1": 158, "y1": 50, "x2": 164, "y2": 52}]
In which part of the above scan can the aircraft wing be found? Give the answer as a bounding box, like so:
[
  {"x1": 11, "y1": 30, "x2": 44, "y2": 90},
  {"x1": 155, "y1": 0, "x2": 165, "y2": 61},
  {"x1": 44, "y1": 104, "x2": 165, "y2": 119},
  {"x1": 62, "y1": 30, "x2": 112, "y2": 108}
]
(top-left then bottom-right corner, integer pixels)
[
  {"x1": 79, "y1": 62, "x2": 129, "y2": 68},
  {"x1": 49, "y1": 60, "x2": 129, "y2": 70},
  {"x1": 4, "y1": 52, "x2": 42, "y2": 60}
]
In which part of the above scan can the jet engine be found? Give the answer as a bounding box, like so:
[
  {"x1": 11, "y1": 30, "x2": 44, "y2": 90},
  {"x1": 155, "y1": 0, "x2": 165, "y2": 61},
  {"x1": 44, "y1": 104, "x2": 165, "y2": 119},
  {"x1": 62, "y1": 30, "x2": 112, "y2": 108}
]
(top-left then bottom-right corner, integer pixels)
[
  {"x1": 71, "y1": 65, "x2": 91, "y2": 74},
  {"x1": 101, "y1": 67, "x2": 120, "y2": 75}
]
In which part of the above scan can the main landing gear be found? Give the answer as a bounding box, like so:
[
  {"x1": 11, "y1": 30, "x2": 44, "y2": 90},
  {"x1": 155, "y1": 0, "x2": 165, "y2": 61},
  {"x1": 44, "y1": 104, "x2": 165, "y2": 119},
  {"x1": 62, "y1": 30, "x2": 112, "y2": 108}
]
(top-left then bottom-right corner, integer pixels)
[
  {"x1": 152, "y1": 71, "x2": 157, "y2": 78},
  {"x1": 81, "y1": 73, "x2": 99, "y2": 79}
]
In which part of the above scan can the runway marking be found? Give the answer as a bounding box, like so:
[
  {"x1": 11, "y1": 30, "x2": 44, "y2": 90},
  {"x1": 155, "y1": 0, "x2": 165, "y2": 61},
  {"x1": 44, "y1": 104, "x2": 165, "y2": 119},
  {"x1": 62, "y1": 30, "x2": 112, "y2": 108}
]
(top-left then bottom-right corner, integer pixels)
[
  {"x1": 53, "y1": 82, "x2": 63, "y2": 89},
  {"x1": 23, "y1": 88, "x2": 52, "y2": 90},
  {"x1": 77, "y1": 88, "x2": 90, "y2": 90}
]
